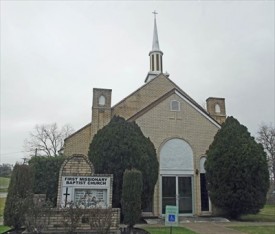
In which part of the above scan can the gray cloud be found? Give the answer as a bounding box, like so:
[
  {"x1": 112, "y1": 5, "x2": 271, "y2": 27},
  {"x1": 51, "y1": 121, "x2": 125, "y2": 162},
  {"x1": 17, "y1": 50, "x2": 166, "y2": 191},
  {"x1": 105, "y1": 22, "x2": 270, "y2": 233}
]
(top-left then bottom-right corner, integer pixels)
[{"x1": 1, "y1": 1, "x2": 274, "y2": 164}]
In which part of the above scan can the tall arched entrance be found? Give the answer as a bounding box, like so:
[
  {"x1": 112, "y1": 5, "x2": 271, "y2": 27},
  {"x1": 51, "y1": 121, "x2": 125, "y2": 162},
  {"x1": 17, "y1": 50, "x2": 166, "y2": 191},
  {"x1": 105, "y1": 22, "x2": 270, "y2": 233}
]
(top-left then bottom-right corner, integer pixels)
[{"x1": 160, "y1": 138, "x2": 194, "y2": 215}]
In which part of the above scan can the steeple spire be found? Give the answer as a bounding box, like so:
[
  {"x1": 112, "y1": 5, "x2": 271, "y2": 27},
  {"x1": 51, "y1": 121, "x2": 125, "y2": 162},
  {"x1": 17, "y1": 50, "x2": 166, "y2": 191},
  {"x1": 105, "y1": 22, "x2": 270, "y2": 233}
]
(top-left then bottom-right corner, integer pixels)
[
  {"x1": 145, "y1": 11, "x2": 164, "y2": 83},
  {"x1": 152, "y1": 11, "x2": 160, "y2": 51}
]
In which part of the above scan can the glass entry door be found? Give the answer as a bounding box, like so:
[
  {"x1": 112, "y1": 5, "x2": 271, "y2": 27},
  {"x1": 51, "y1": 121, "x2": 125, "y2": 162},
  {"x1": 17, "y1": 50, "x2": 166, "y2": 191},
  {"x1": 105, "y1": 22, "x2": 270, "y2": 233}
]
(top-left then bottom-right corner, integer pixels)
[{"x1": 162, "y1": 176, "x2": 193, "y2": 214}]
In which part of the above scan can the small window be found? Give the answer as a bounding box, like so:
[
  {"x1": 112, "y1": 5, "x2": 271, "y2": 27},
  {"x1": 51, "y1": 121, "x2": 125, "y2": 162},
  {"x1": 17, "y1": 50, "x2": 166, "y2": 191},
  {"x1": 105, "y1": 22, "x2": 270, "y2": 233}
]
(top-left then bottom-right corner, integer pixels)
[
  {"x1": 215, "y1": 104, "x2": 221, "y2": 113},
  {"x1": 98, "y1": 95, "x2": 106, "y2": 106},
  {"x1": 156, "y1": 54, "x2": 159, "y2": 70},
  {"x1": 170, "y1": 100, "x2": 180, "y2": 111},
  {"x1": 152, "y1": 54, "x2": 155, "y2": 71}
]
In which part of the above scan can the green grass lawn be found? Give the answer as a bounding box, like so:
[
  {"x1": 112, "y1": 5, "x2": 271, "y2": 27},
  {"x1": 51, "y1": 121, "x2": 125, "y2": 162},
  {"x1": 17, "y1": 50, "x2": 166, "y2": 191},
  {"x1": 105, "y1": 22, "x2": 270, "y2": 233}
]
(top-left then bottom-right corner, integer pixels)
[
  {"x1": 143, "y1": 227, "x2": 197, "y2": 234},
  {"x1": 239, "y1": 204, "x2": 275, "y2": 222},
  {"x1": 230, "y1": 226, "x2": 275, "y2": 234},
  {"x1": 0, "y1": 197, "x2": 6, "y2": 217},
  {"x1": 0, "y1": 225, "x2": 11, "y2": 234},
  {"x1": 0, "y1": 177, "x2": 10, "y2": 193}
]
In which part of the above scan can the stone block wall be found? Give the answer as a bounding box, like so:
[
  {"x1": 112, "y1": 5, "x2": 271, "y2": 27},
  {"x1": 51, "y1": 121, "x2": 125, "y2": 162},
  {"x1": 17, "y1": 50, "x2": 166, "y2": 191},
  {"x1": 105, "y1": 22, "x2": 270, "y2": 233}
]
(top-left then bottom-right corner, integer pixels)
[
  {"x1": 57, "y1": 154, "x2": 94, "y2": 207},
  {"x1": 64, "y1": 124, "x2": 91, "y2": 157},
  {"x1": 206, "y1": 97, "x2": 226, "y2": 124},
  {"x1": 135, "y1": 93, "x2": 220, "y2": 216},
  {"x1": 24, "y1": 208, "x2": 120, "y2": 234},
  {"x1": 112, "y1": 74, "x2": 177, "y2": 119}
]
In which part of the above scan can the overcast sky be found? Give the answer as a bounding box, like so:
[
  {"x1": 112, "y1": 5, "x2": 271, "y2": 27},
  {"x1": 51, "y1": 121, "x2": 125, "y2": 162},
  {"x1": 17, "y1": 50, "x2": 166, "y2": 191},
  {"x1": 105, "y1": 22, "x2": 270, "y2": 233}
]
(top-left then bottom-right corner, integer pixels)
[{"x1": 1, "y1": 1, "x2": 274, "y2": 165}]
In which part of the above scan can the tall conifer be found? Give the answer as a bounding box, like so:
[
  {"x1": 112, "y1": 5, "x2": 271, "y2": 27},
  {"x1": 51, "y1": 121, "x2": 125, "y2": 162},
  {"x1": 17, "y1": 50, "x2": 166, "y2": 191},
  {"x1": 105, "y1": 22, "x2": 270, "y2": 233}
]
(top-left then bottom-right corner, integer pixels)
[
  {"x1": 205, "y1": 116, "x2": 269, "y2": 218},
  {"x1": 88, "y1": 116, "x2": 158, "y2": 210},
  {"x1": 4, "y1": 164, "x2": 33, "y2": 229},
  {"x1": 122, "y1": 169, "x2": 142, "y2": 227}
]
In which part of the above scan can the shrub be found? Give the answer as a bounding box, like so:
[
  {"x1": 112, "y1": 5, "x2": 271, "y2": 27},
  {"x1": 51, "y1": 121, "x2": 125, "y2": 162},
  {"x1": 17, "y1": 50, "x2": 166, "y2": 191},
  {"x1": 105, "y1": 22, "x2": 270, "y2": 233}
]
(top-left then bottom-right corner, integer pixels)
[
  {"x1": 88, "y1": 207, "x2": 113, "y2": 234},
  {"x1": 122, "y1": 169, "x2": 142, "y2": 228},
  {"x1": 4, "y1": 164, "x2": 33, "y2": 229}
]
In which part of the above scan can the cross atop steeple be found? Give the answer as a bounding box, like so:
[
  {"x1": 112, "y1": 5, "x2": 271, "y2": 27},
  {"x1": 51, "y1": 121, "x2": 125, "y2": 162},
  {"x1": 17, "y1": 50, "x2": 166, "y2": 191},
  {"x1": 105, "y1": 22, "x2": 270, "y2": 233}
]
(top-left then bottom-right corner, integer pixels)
[{"x1": 152, "y1": 10, "x2": 158, "y2": 19}]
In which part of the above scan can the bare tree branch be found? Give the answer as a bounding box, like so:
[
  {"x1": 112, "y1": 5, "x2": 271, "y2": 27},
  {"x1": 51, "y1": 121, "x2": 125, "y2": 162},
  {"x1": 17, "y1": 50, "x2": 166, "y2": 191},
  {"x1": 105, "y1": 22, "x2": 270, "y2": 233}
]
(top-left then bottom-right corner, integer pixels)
[
  {"x1": 24, "y1": 123, "x2": 74, "y2": 157},
  {"x1": 257, "y1": 123, "x2": 275, "y2": 183}
]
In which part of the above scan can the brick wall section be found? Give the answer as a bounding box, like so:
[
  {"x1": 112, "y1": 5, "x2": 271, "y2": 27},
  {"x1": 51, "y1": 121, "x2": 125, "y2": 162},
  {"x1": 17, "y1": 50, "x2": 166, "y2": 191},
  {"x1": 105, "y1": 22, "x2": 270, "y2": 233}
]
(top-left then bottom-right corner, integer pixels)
[
  {"x1": 57, "y1": 154, "x2": 94, "y2": 207},
  {"x1": 112, "y1": 74, "x2": 176, "y2": 119},
  {"x1": 24, "y1": 208, "x2": 120, "y2": 234},
  {"x1": 62, "y1": 75, "x2": 225, "y2": 216},
  {"x1": 91, "y1": 89, "x2": 112, "y2": 139},
  {"x1": 206, "y1": 97, "x2": 226, "y2": 124},
  {"x1": 36, "y1": 154, "x2": 120, "y2": 233},
  {"x1": 64, "y1": 124, "x2": 91, "y2": 157},
  {"x1": 135, "y1": 93, "x2": 220, "y2": 216},
  {"x1": 56, "y1": 155, "x2": 113, "y2": 211},
  {"x1": 64, "y1": 74, "x2": 177, "y2": 157}
]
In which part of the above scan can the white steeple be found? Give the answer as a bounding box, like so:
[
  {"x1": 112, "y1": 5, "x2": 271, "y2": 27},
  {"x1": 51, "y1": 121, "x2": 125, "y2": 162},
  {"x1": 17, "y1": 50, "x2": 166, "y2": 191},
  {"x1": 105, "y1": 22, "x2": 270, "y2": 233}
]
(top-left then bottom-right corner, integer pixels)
[
  {"x1": 152, "y1": 15, "x2": 160, "y2": 51},
  {"x1": 145, "y1": 11, "x2": 164, "y2": 83}
]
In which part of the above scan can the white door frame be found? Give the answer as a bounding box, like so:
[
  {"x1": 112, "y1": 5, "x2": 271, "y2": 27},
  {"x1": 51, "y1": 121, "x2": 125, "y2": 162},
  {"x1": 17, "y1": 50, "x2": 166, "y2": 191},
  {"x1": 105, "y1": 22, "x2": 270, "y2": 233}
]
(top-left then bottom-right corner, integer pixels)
[{"x1": 160, "y1": 174, "x2": 194, "y2": 216}]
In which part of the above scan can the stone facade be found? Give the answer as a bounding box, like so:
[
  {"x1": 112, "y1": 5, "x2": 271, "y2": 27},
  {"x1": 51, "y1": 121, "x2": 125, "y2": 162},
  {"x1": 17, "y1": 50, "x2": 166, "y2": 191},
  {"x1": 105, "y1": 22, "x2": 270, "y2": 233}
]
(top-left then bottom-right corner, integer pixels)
[
  {"x1": 24, "y1": 208, "x2": 120, "y2": 234},
  {"x1": 63, "y1": 74, "x2": 226, "y2": 217},
  {"x1": 64, "y1": 124, "x2": 91, "y2": 158},
  {"x1": 206, "y1": 97, "x2": 226, "y2": 124},
  {"x1": 56, "y1": 154, "x2": 95, "y2": 207}
]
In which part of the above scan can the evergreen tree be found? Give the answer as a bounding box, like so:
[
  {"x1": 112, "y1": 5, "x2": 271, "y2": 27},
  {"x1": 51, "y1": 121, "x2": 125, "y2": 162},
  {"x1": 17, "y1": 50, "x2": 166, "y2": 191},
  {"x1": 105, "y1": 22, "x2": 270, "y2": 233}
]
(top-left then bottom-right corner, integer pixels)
[
  {"x1": 28, "y1": 155, "x2": 66, "y2": 205},
  {"x1": 88, "y1": 116, "x2": 158, "y2": 210},
  {"x1": 205, "y1": 116, "x2": 269, "y2": 218},
  {"x1": 122, "y1": 169, "x2": 142, "y2": 228},
  {"x1": 4, "y1": 164, "x2": 33, "y2": 229}
]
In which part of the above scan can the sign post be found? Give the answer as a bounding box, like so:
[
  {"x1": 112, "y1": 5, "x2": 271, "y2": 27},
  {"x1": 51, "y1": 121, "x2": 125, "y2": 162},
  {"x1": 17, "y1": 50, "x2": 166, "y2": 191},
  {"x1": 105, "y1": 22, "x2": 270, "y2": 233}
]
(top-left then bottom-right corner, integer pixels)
[{"x1": 165, "y1": 205, "x2": 178, "y2": 234}]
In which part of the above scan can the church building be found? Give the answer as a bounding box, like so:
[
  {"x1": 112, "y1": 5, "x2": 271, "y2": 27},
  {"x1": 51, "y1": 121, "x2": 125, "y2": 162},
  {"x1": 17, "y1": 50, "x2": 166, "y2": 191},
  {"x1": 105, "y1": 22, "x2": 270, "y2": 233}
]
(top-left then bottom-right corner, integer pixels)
[{"x1": 63, "y1": 15, "x2": 226, "y2": 217}]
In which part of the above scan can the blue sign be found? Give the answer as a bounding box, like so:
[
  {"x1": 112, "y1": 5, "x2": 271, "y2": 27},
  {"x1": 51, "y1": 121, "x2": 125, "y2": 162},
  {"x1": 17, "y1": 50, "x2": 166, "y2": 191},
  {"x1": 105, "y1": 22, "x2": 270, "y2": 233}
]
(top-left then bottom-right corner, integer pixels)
[{"x1": 168, "y1": 214, "x2": 175, "y2": 222}]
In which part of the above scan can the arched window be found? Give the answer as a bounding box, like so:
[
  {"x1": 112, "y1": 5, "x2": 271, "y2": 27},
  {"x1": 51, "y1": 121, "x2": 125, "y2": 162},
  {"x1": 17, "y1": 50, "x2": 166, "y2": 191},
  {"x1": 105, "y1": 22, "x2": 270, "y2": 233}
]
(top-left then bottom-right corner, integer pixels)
[
  {"x1": 170, "y1": 100, "x2": 180, "y2": 111},
  {"x1": 98, "y1": 95, "x2": 106, "y2": 106},
  {"x1": 160, "y1": 138, "x2": 193, "y2": 174},
  {"x1": 215, "y1": 104, "x2": 221, "y2": 113}
]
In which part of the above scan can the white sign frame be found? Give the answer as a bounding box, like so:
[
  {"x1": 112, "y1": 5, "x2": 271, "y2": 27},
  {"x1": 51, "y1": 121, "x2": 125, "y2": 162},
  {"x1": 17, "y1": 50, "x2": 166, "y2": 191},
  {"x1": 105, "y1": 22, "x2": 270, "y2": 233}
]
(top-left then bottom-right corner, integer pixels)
[{"x1": 60, "y1": 176, "x2": 111, "y2": 208}]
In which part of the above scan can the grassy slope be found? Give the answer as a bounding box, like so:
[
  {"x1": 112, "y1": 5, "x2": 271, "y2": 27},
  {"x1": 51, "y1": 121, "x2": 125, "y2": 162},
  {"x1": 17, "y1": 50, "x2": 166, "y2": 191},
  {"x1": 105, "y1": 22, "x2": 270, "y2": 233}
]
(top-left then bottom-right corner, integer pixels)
[
  {"x1": 0, "y1": 177, "x2": 9, "y2": 218},
  {"x1": 0, "y1": 177, "x2": 10, "y2": 193},
  {"x1": 0, "y1": 226, "x2": 11, "y2": 234},
  {"x1": 231, "y1": 226, "x2": 275, "y2": 234},
  {"x1": 0, "y1": 198, "x2": 5, "y2": 217},
  {"x1": 239, "y1": 204, "x2": 275, "y2": 222}
]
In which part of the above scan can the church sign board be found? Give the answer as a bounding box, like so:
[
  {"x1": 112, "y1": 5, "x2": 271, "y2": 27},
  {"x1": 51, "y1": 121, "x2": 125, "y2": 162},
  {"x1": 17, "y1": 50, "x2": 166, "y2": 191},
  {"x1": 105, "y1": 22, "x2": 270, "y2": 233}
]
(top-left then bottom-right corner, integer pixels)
[{"x1": 61, "y1": 175, "x2": 111, "y2": 208}]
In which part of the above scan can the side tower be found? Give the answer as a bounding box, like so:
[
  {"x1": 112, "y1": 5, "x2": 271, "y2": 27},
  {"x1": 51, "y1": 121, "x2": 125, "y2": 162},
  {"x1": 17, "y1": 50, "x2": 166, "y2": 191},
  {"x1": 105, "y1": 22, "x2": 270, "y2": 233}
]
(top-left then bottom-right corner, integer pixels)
[
  {"x1": 145, "y1": 11, "x2": 163, "y2": 83},
  {"x1": 206, "y1": 97, "x2": 226, "y2": 124},
  {"x1": 91, "y1": 88, "x2": 112, "y2": 137}
]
